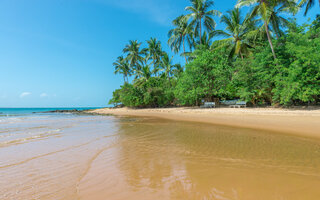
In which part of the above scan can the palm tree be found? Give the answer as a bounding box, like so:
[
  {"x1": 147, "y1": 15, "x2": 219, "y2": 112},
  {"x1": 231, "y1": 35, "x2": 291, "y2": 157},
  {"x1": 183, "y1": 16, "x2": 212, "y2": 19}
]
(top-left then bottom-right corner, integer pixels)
[
  {"x1": 185, "y1": 0, "x2": 221, "y2": 44},
  {"x1": 172, "y1": 63, "x2": 184, "y2": 78},
  {"x1": 299, "y1": 0, "x2": 320, "y2": 15},
  {"x1": 160, "y1": 52, "x2": 180, "y2": 86},
  {"x1": 197, "y1": 31, "x2": 214, "y2": 49},
  {"x1": 123, "y1": 40, "x2": 146, "y2": 76},
  {"x1": 269, "y1": 1, "x2": 298, "y2": 39},
  {"x1": 168, "y1": 15, "x2": 194, "y2": 63},
  {"x1": 236, "y1": 0, "x2": 296, "y2": 59},
  {"x1": 212, "y1": 8, "x2": 256, "y2": 59},
  {"x1": 146, "y1": 38, "x2": 162, "y2": 75},
  {"x1": 113, "y1": 56, "x2": 131, "y2": 83},
  {"x1": 136, "y1": 65, "x2": 152, "y2": 82}
]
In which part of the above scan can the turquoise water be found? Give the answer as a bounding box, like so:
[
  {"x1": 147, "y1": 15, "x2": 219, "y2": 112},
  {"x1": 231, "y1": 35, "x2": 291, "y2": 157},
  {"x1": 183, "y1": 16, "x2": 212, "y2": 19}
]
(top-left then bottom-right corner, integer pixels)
[{"x1": 0, "y1": 107, "x2": 101, "y2": 116}]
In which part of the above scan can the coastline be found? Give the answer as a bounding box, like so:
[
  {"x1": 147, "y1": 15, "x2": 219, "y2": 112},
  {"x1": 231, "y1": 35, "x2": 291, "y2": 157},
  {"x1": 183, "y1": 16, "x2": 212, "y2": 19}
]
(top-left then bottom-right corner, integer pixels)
[{"x1": 88, "y1": 107, "x2": 320, "y2": 140}]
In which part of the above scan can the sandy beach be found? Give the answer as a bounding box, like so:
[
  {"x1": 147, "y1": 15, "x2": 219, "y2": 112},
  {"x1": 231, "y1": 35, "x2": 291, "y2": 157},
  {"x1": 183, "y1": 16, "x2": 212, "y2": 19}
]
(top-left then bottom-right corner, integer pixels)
[
  {"x1": 2, "y1": 109, "x2": 320, "y2": 199},
  {"x1": 89, "y1": 107, "x2": 320, "y2": 139}
]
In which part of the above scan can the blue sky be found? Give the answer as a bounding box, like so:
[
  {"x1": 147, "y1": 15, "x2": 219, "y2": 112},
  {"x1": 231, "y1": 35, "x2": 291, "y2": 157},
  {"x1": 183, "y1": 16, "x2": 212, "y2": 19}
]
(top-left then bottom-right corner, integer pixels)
[{"x1": 0, "y1": 0, "x2": 318, "y2": 107}]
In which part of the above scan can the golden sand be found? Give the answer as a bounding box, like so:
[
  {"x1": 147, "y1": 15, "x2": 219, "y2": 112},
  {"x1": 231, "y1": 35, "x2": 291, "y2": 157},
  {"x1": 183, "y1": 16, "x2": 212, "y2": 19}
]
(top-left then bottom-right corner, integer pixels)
[
  {"x1": 88, "y1": 107, "x2": 320, "y2": 139},
  {"x1": 2, "y1": 111, "x2": 320, "y2": 199}
]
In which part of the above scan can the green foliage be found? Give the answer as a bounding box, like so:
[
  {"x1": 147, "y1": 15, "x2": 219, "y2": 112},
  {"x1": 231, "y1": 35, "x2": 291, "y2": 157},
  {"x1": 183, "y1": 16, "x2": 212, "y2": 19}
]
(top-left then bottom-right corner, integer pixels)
[
  {"x1": 110, "y1": 3, "x2": 320, "y2": 108},
  {"x1": 272, "y1": 21, "x2": 320, "y2": 105},
  {"x1": 175, "y1": 48, "x2": 234, "y2": 105},
  {"x1": 232, "y1": 44, "x2": 277, "y2": 105},
  {"x1": 112, "y1": 78, "x2": 175, "y2": 108},
  {"x1": 232, "y1": 21, "x2": 320, "y2": 106},
  {"x1": 117, "y1": 83, "x2": 144, "y2": 107},
  {"x1": 212, "y1": 8, "x2": 257, "y2": 59},
  {"x1": 108, "y1": 89, "x2": 122, "y2": 106}
]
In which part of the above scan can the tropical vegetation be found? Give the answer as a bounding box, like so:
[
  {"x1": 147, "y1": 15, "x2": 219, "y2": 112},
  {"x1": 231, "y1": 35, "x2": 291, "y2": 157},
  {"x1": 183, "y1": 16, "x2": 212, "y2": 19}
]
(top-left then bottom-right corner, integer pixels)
[{"x1": 109, "y1": 0, "x2": 320, "y2": 107}]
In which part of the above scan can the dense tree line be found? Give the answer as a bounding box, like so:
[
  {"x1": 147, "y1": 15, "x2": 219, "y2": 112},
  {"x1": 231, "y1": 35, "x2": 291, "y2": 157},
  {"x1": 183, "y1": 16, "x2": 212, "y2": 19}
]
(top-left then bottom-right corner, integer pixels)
[{"x1": 109, "y1": 0, "x2": 320, "y2": 107}]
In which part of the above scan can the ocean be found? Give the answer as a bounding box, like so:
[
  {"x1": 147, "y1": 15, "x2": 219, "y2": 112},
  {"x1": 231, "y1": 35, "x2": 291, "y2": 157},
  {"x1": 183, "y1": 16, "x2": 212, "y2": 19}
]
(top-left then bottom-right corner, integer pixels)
[{"x1": 0, "y1": 107, "x2": 101, "y2": 116}]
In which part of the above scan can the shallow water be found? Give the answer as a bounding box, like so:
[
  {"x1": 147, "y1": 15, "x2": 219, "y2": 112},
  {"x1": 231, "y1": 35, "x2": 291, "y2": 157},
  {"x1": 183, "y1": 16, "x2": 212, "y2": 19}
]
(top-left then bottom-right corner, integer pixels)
[{"x1": 1, "y1": 114, "x2": 320, "y2": 200}]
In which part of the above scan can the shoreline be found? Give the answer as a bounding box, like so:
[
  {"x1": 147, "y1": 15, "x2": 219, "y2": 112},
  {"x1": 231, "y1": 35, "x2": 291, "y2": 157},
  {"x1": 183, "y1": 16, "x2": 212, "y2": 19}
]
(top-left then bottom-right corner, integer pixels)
[{"x1": 88, "y1": 107, "x2": 320, "y2": 140}]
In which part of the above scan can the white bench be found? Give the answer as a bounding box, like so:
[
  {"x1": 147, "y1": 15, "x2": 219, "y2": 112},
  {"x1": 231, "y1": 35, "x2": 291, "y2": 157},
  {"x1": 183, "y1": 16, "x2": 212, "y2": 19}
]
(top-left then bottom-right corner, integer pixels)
[
  {"x1": 200, "y1": 102, "x2": 216, "y2": 108},
  {"x1": 229, "y1": 101, "x2": 247, "y2": 108}
]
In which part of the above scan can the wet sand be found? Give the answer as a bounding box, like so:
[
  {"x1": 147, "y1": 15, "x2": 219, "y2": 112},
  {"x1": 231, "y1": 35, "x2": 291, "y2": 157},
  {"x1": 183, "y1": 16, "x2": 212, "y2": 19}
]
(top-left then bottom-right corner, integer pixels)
[
  {"x1": 89, "y1": 107, "x2": 320, "y2": 139},
  {"x1": 1, "y1": 114, "x2": 320, "y2": 199}
]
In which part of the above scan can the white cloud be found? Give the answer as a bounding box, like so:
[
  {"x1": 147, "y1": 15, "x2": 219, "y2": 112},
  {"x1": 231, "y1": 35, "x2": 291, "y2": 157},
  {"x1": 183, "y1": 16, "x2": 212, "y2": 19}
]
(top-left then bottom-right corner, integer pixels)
[
  {"x1": 40, "y1": 93, "x2": 48, "y2": 98},
  {"x1": 97, "y1": 0, "x2": 179, "y2": 26},
  {"x1": 20, "y1": 92, "x2": 31, "y2": 98}
]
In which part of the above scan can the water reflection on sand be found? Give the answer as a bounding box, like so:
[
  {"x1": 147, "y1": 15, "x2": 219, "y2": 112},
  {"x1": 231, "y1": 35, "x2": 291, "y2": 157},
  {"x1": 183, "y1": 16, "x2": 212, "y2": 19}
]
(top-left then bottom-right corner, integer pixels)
[
  {"x1": 79, "y1": 117, "x2": 320, "y2": 200},
  {"x1": 1, "y1": 115, "x2": 320, "y2": 200}
]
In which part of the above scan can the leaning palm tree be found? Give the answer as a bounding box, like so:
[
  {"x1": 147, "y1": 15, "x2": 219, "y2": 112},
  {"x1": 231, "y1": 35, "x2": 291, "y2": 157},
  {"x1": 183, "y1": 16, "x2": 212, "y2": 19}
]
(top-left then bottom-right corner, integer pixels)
[
  {"x1": 123, "y1": 40, "x2": 146, "y2": 75},
  {"x1": 113, "y1": 56, "x2": 131, "y2": 83},
  {"x1": 236, "y1": 0, "x2": 297, "y2": 59},
  {"x1": 299, "y1": 0, "x2": 320, "y2": 15},
  {"x1": 185, "y1": 0, "x2": 221, "y2": 44},
  {"x1": 168, "y1": 15, "x2": 194, "y2": 63},
  {"x1": 212, "y1": 8, "x2": 257, "y2": 59}
]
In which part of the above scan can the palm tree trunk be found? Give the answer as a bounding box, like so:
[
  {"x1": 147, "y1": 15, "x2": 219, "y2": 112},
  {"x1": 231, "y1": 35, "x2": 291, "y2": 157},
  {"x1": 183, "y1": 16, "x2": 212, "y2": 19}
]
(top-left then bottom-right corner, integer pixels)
[
  {"x1": 265, "y1": 22, "x2": 276, "y2": 59},
  {"x1": 123, "y1": 75, "x2": 126, "y2": 83},
  {"x1": 183, "y1": 37, "x2": 188, "y2": 64}
]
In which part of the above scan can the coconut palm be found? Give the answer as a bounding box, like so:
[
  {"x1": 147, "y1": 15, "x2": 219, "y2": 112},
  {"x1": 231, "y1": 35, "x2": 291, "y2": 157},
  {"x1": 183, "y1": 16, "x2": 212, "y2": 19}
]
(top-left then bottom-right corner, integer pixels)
[
  {"x1": 168, "y1": 15, "x2": 194, "y2": 63},
  {"x1": 197, "y1": 31, "x2": 214, "y2": 49},
  {"x1": 113, "y1": 56, "x2": 131, "y2": 83},
  {"x1": 236, "y1": 0, "x2": 297, "y2": 59},
  {"x1": 299, "y1": 0, "x2": 320, "y2": 15},
  {"x1": 123, "y1": 40, "x2": 146, "y2": 74},
  {"x1": 160, "y1": 52, "x2": 181, "y2": 86},
  {"x1": 212, "y1": 8, "x2": 257, "y2": 59},
  {"x1": 185, "y1": 0, "x2": 221, "y2": 44},
  {"x1": 172, "y1": 63, "x2": 184, "y2": 78},
  {"x1": 146, "y1": 38, "x2": 162, "y2": 66},
  {"x1": 268, "y1": 1, "x2": 298, "y2": 38},
  {"x1": 146, "y1": 38, "x2": 163, "y2": 76},
  {"x1": 136, "y1": 65, "x2": 152, "y2": 82}
]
